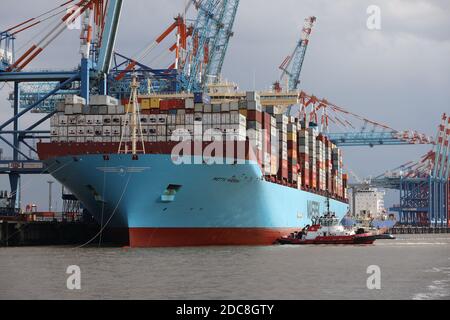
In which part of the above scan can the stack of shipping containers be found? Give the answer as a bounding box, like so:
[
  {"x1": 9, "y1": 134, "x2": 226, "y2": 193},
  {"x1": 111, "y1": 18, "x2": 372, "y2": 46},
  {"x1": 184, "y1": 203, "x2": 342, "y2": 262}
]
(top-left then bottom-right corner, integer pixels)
[
  {"x1": 50, "y1": 92, "x2": 348, "y2": 202},
  {"x1": 298, "y1": 129, "x2": 310, "y2": 188},
  {"x1": 308, "y1": 127, "x2": 318, "y2": 190},
  {"x1": 276, "y1": 114, "x2": 289, "y2": 182}
]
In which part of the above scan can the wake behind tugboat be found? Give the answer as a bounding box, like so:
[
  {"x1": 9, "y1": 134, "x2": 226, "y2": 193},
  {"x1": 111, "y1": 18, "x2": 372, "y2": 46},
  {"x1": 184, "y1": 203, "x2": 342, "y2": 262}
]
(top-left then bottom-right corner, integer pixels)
[{"x1": 276, "y1": 215, "x2": 380, "y2": 245}]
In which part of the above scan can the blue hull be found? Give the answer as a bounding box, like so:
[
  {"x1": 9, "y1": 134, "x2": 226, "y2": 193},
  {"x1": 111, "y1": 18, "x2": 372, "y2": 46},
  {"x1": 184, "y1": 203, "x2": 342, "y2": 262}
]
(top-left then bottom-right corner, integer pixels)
[{"x1": 44, "y1": 154, "x2": 349, "y2": 246}]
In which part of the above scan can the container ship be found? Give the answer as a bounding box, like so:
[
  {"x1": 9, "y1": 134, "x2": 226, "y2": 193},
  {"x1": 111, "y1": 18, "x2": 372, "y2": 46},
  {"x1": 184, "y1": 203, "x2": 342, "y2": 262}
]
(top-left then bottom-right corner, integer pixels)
[{"x1": 37, "y1": 88, "x2": 349, "y2": 247}]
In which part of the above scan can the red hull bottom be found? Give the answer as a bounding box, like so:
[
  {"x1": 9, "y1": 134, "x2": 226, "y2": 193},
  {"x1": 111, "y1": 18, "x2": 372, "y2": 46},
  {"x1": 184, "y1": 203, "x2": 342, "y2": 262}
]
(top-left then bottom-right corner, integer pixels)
[{"x1": 129, "y1": 228, "x2": 299, "y2": 248}]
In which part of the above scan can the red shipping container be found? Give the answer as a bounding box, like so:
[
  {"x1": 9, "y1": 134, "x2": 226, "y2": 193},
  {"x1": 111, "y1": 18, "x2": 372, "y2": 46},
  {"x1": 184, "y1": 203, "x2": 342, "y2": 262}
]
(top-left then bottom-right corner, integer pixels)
[
  {"x1": 263, "y1": 131, "x2": 271, "y2": 151},
  {"x1": 160, "y1": 100, "x2": 170, "y2": 111},
  {"x1": 247, "y1": 110, "x2": 263, "y2": 123},
  {"x1": 263, "y1": 113, "x2": 272, "y2": 130},
  {"x1": 277, "y1": 160, "x2": 289, "y2": 180},
  {"x1": 301, "y1": 168, "x2": 310, "y2": 187}
]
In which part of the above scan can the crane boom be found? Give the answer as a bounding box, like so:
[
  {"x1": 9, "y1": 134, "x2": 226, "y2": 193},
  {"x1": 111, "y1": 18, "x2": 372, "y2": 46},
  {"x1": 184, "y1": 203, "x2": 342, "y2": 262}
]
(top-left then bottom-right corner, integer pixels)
[
  {"x1": 97, "y1": 0, "x2": 123, "y2": 75},
  {"x1": 180, "y1": 0, "x2": 221, "y2": 92},
  {"x1": 204, "y1": 0, "x2": 240, "y2": 85},
  {"x1": 280, "y1": 16, "x2": 316, "y2": 91}
]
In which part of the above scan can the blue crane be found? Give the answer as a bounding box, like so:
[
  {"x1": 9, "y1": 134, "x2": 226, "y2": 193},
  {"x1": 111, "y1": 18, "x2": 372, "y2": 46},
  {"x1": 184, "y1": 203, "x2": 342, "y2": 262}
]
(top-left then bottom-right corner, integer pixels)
[
  {"x1": 203, "y1": 0, "x2": 240, "y2": 85},
  {"x1": 0, "y1": 0, "x2": 123, "y2": 208},
  {"x1": 355, "y1": 115, "x2": 449, "y2": 227},
  {"x1": 279, "y1": 16, "x2": 316, "y2": 92},
  {"x1": 179, "y1": 0, "x2": 223, "y2": 92}
]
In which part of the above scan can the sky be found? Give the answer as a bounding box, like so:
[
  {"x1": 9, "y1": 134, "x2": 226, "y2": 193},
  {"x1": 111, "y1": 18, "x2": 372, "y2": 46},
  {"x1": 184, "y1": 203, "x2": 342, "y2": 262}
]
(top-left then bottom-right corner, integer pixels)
[{"x1": 0, "y1": 0, "x2": 449, "y2": 211}]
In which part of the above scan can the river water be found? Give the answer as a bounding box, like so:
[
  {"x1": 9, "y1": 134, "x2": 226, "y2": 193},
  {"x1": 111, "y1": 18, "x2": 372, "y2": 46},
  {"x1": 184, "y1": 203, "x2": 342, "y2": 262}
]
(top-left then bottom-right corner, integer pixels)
[{"x1": 0, "y1": 235, "x2": 449, "y2": 300}]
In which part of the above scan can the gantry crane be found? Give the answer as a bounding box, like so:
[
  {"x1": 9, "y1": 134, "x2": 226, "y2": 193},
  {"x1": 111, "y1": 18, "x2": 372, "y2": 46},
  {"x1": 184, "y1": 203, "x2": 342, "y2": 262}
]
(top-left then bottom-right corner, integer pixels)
[
  {"x1": 0, "y1": 0, "x2": 123, "y2": 208},
  {"x1": 203, "y1": 0, "x2": 240, "y2": 85},
  {"x1": 367, "y1": 114, "x2": 449, "y2": 227},
  {"x1": 296, "y1": 91, "x2": 433, "y2": 147},
  {"x1": 279, "y1": 16, "x2": 316, "y2": 92},
  {"x1": 179, "y1": 0, "x2": 223, "y2": 92}
]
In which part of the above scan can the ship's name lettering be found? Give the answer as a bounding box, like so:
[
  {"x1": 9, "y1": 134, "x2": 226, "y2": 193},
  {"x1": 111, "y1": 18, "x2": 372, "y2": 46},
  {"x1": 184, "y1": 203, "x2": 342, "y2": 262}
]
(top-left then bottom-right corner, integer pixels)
[{"x1": 213, "y1": 177, "x2": 240, "y2": 183}]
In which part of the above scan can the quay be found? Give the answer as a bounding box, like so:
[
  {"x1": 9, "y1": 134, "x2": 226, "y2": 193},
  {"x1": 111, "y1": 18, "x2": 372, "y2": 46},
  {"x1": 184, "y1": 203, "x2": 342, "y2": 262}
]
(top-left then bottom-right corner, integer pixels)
[
  {"x1": 389, "y1": 226, "x2": 450, "y2": 235},
  {"x1": 0, "y1": 214, "x2": 100, "y2": 247}
]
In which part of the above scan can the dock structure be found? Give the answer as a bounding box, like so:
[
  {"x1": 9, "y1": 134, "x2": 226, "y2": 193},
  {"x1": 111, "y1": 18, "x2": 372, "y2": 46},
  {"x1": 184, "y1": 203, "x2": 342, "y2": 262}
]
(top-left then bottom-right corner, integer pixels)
[
  {"x1": 389, "y1": 226, "x2": 450, "y2": 235},
  {"x1": 0, "y1": 215, "x2": 107, "y2": 247}
]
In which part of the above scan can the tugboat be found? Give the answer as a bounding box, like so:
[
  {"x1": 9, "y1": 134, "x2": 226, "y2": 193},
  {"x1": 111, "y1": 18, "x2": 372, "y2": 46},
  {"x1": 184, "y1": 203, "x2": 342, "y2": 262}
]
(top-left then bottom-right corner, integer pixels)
[
  {"x1": 276, "y1": 215, "x2": 378, "y2": 245},
  {"x1": 277, "y1": 194, "x2": 378, "y2": 245}
]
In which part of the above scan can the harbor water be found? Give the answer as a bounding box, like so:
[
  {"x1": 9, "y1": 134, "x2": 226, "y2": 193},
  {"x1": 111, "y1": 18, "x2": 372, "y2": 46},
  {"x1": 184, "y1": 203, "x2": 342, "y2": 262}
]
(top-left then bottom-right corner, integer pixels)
[{"x1": 0, "y1": 234, "x2": 449, "y2": 300}]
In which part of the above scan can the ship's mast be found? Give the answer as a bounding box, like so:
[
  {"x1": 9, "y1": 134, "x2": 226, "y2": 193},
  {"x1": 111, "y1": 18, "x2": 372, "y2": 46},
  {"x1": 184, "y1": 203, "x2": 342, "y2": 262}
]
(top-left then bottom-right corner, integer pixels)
[{"x1": 119, "y1": 73, "x2": 146, "y2": 155}]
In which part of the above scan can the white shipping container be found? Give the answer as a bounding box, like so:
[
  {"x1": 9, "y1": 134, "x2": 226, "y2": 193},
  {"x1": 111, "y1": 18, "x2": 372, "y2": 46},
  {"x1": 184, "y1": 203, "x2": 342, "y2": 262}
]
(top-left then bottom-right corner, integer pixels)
[
  {"x1": 108, "y1": 106, "x2": 117, "y2": 115},
  {"x1": 98, "y1": 105, "x2": 108, "y2": 115},
  {"x1": 212, "y1": 114, "x2": 221, "y2": 125},
  {"x1": 112, "y1": 126, "x2": 121, "y2": 136},
  {"x1": 203, "y1": 104, "x2": 212, "y2": 113},
  {"x1": 117, "y1": 105, "x2": 125, "y2": 114},
  {"x1": 185, "y1": 98, "x2": 195, "y2": 109},
  {"x1": 185, "y1": 114, "x2": 194, "y2": 125},
  {"x1": 77, "y1": 127, "x2": 85, "y2": 135},
  {"x1": 68, "y1": 115, "x2": 77, "y2": 125},
  {"x1": 64, "y1": 105, "x2": 74, "y2": 115},
  {"x1": 51, "y1": 128, "x2": 59, "y2": 136},
  {"x1": 194, "y1": 113, "x2": 203, "y2": 123},
  {"x1": 275, "y1": 114, "x2": 289, "y2": 125},
  {"x1": 221, "y1": 113, "x2": 230, "y2": 124},
  {"x1": 90, "y1": 95, "x2": 118, "y2": 106},
  {"x1": 94, "y1": 126, "x2": 103, "y2": 136},
  {"x1": 158, "y1": 115, "x2": 167, "y2": 125},
  {"x1": 51, "y1": 116, "x2": 58, "y2": 127},
  {"x1": 77, "y1": 115, "x2": 86, "y2": 125},
  {"x1": 103, "y1": 115, "x2": 112, "y2": 125},
  {"x1": 157, "y1": 125, "x2": 166, "y2": 136},
  {"x1": 203, "y1": 114, "x2": 212, "y2": 124},
  {"x1": 167, "y1": 126, "x2": 176, "y2": 137},
  {"x1": 85, "y1": 115, "x2": 95, "y2": 125},
  {"x1": 221, "y1": 102, "x2": 230, "y2": 112},
  {"x1": 72, "y1": 104, "x2": 83, "y2": 114},
  {"x1": 230, "y1": 101, "x2": 239, "y2": 111},
  {"x1": 246, "y1": 101, "x2": 262, "y2": 111},
  {"x1": 94, "y1": 115, "x2": 102, "y2": 125},
  {"x1": 86, "y1": 126, "x2": 94, "y2": 136},
  {"x1": 68, "y1": 127, "x2": 77, "y2": 136},
  {"x1": 246, "y1": 91, "x2": 260, "y2": 102},
  {"x1": 149, "y1": 126, "x2": 157, "y2": 136},
  {"x1": 58, "y1": 115, "x2": 68, "y2": 125},
  {"x1": 56, "y1": 102, "x2": 65, "y2": 113},
  {"x1": 65, "y1": 95, "x2": 85, "y2": 105},
  {"x1": 194, "y1": 103, "x2": 203, "y2": 112},
  {"x1": 103, "y1": 126, "x2": 112, "y2": 136}
]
